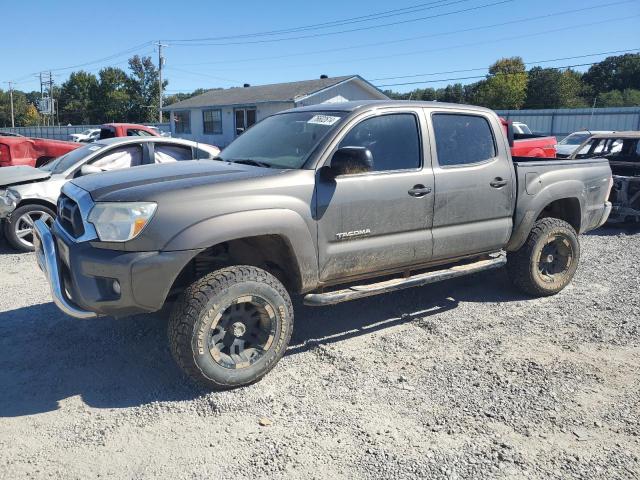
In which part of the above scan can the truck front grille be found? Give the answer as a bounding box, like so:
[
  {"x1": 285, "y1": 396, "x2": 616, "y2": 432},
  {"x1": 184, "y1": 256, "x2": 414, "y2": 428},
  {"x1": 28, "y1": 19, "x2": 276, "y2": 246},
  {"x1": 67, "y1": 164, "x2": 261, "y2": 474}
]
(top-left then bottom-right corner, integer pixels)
[{"x1": 57, "y1": 193, "x2": 85, "y2": 238}]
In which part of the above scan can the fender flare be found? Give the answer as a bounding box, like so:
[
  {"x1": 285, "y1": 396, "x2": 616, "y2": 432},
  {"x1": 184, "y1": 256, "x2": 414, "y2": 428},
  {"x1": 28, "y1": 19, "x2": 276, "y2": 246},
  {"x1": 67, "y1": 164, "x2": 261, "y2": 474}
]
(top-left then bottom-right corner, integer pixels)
[{"x1": 163, "y1": 208, "x2": 319, "y2": 291}]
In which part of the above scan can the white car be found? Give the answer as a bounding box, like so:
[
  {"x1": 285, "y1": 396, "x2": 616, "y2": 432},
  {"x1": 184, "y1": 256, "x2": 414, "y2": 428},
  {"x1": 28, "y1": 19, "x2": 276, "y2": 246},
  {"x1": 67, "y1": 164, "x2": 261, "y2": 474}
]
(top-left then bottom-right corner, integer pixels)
[
  {"x1": 147, "y1": 126, "x2": 172, "y2": 137},
  {"x1": 69, "y1": 128, "x2": 100, "y2": 143},
  {"x1": 556, "y1": 131, "x2": 614, "y2": 157},
  {"x1": 512, "y1": 122, "x2": 533, "y2": 135},
  {"x1": 0, "y1": 137, "x2": 220, "y2": 251}
]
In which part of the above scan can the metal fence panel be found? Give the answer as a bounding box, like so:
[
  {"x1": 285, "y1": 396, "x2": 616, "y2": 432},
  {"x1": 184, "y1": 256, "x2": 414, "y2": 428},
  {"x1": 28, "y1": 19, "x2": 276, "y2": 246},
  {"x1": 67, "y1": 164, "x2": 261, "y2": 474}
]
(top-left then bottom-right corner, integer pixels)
[{"x1": 496, "y1": 107, "x2": 640, "y2": 138}]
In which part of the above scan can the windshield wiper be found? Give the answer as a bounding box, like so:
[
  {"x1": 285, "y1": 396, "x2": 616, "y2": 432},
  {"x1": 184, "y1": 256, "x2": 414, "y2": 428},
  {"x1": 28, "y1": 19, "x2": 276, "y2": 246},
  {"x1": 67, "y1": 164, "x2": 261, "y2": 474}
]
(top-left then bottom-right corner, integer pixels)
[{"x1": 228, "y1": 159, "x2": 272, "y2": 168}]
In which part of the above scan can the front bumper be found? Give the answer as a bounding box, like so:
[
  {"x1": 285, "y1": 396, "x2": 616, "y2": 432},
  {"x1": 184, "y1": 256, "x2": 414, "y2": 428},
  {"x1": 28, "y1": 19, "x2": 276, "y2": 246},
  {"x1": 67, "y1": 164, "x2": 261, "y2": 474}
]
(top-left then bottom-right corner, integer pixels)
[{"x1": 33, "y1": 219, "x2": 197, "y2": 319}]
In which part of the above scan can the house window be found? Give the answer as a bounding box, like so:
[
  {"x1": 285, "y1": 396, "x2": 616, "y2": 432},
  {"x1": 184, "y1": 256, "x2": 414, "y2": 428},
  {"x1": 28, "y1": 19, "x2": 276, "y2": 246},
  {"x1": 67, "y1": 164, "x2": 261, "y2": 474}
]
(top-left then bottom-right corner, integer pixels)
[
  {"x1": 203, "y1": 109, "x2": 223, "y2": 134},
  {"x1": 174, "y1": 111, "x2": 191, "y2": 134},
  {"x1": 234, "y1": 107, "x2": 257, "y2": 136}
]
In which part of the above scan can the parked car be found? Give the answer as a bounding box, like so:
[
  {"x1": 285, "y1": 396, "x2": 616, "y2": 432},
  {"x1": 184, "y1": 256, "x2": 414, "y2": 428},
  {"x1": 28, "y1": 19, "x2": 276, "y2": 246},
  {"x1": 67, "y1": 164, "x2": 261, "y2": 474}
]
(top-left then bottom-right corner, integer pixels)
[
  {"x1": 69, "y1": 128, "x2": 100, "y2": 143},
  {"x1": 33, "y1": 100, "x2": 612, "y2": 390},
  {"x1": 569, "y1": 131, "x2": 640, "y2": 223},
  {"x1": 500, "y1": 119, "x2": 557, "y2": 158},
  {"x1": 556, "y1": 131, "x2": 614, "y2": 157},
  {"x1": 0, "y1": 136, "x2": 81, "y2": 168},
  {"x1": 99, "y1": 123, "x2": 160, "y2": 139},
  {"x1": 0, "y1": 131, "x2": 23, "y2": 137},
  {"x1": 0, "y1": 137, "x2": 220, "y2": 251}
]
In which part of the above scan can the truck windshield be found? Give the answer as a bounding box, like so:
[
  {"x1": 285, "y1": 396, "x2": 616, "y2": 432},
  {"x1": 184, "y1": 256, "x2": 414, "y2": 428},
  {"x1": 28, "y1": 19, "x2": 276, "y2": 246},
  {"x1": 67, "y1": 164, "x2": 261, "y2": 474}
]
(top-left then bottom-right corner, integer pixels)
[
  {"x1": 40, "y1": 144, "x2": 104, "y2": 174},
  {"x1": 218, "y1": 111, "x2": 347, "y2": 169}
]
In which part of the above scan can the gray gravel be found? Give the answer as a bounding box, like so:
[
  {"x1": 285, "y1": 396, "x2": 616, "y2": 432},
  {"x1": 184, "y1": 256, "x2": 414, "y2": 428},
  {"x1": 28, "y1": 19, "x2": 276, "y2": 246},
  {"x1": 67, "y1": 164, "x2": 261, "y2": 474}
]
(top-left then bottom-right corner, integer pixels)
[{"x1": 0, "y1": 226, "x2": 639, "y2": 479}]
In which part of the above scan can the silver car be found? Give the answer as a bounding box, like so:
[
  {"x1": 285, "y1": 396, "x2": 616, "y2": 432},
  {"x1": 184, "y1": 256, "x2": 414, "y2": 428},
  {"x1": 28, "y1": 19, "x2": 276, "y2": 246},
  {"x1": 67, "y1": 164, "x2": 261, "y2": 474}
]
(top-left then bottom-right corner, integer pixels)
[{"x1": 0, "y1": 137, "x2": 220, "y2": 251}]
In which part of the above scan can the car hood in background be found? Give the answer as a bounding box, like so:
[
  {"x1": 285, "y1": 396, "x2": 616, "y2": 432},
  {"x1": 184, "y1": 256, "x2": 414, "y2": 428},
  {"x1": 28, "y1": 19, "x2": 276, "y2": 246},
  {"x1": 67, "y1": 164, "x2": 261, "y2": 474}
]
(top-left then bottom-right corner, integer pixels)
[
  {"x1": 0, "y1": 165, "x2": 51, "y2": 187},
  {"x1": 70, "y1": 160, "x2": 282, "y2": 202}
]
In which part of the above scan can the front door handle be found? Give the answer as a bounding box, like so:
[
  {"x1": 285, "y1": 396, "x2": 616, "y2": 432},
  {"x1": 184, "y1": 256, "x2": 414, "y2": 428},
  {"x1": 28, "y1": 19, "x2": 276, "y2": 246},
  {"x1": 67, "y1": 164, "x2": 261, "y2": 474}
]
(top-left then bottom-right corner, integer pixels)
[
  {"x1": 490, "y1": 177, "x2": 508, "y2": 188},
  {"x1": 408, "y1": 184, "x2": 432, "y2": 197}
]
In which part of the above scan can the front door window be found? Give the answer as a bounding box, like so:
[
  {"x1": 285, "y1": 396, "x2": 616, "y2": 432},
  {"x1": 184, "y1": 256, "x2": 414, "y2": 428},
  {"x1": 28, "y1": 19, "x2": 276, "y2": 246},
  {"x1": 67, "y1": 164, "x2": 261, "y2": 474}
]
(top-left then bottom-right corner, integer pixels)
[{"x1": 235, "y1": 108, "x2": 257, "y2": 136}]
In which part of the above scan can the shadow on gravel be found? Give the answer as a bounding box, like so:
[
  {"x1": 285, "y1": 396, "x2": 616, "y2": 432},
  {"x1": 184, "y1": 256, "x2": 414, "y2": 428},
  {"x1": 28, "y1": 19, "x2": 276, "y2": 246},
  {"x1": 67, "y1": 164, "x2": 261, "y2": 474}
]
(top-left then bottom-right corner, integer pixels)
[{"x1": 0, "y1": 269, "x2": 525, "y2": 417}]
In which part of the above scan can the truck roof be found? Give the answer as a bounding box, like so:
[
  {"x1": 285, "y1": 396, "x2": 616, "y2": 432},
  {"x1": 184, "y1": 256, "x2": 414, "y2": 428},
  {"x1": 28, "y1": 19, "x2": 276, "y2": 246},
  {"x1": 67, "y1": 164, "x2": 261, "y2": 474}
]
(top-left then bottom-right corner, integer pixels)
[
  {"x1": 283, "y1": 100, "x2": 495, "y2": 115},
  {"x1": 589, "y1": 132, "x2": 640, "y2": 139}
]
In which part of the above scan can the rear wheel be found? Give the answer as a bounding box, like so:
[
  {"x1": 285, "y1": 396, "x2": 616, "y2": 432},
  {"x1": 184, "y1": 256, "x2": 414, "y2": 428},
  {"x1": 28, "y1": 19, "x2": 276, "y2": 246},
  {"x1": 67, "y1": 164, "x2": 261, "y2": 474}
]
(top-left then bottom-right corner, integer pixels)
[
  {"x1": 4, "y1": 204, "x2": 55, "y2": 252},
  {"x1": 507, "y1": 218, "x2": 580, "y2": 297},
  {"x1": 168, "y1": 265, "x2": 293, "y2": 390}
]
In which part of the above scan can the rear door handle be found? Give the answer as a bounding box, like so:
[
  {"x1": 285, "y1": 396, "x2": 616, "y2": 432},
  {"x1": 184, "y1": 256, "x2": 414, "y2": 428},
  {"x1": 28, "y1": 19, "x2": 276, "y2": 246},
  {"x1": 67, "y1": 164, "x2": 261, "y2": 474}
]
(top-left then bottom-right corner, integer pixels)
[
  {"x1": 408, "y1": 184, "x2": 432, "y2": 197},
  {"x1": 490, "y1": 177, "x2": 508, "y2": 188}
]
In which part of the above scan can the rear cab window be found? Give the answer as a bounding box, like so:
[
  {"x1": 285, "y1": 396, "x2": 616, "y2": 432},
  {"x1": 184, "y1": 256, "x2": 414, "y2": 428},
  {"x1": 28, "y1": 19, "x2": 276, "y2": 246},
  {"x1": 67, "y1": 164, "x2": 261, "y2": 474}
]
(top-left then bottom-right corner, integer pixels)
[{"x1": 431, "y1": 113, "x2": 497, "y2": 167}]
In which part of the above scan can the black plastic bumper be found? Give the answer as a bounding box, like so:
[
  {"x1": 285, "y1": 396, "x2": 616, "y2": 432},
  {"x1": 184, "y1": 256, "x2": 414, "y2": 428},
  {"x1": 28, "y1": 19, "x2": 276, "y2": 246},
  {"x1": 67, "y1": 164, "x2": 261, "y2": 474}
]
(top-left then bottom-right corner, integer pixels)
[{"x1": 35, "y1": 220, "x2": 197, "y2": 318}]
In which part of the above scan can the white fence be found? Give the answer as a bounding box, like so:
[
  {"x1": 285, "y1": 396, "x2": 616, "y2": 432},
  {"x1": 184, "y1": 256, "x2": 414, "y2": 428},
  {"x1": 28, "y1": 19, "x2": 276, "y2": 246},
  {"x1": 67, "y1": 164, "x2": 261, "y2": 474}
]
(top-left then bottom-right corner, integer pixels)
[{"x1": 1, "y1": 123, "x2": 171, "y2": 141}]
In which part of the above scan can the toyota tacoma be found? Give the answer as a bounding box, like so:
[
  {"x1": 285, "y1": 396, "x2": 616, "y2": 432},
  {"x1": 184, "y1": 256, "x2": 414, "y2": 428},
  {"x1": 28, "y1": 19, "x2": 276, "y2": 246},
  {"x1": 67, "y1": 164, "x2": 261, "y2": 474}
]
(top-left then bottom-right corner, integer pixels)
[{"x1": 33, "y1": 101, "x2": 613, "y2": 390}]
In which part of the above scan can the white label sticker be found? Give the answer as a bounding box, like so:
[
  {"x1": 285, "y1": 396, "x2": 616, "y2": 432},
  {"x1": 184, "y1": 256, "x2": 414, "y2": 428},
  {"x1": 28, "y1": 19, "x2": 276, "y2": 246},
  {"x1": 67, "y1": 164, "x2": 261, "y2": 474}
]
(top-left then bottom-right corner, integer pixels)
[
  {"x1": 307, "y1": 115, "x2": 340, "y2": 126},
  {"x1": 88, "y1": 146, "x2": 102, "y2": 151}
]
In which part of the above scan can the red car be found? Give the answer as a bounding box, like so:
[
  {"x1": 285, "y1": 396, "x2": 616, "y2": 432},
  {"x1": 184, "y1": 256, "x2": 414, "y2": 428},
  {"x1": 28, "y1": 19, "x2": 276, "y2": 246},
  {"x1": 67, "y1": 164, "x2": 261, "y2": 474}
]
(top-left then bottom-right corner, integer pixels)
[
  {"x1": 98, "y1": 123, "x2": 161, "y2": 139},
  {"x1": 501, "y1": 118, "x2": 557, "y2": 158},
  {"x1": 0, "y1": 136, "x2": 80, "y2": 168}
]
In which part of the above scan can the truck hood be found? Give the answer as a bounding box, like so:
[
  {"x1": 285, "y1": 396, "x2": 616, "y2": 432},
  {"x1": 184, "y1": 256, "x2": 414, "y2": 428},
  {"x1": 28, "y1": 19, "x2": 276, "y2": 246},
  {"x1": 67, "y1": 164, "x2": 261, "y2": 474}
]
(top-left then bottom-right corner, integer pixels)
[
  {"x1": 0, "y1": 165, "x2": 51, "y2": 187},
  {"x1": 71, "y1": 160, "x2": 282, "y2": 202}
]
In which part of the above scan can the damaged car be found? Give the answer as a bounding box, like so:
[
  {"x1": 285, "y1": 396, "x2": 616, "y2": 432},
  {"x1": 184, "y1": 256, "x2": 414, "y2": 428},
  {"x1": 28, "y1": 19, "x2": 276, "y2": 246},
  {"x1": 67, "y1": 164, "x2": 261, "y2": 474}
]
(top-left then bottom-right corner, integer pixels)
[
  {"x1": 570, "y1": 132, "x2": 640, "y2": 224},
  {"x1": 0, "y1": 137, "x2": 220, "y2": 252}
]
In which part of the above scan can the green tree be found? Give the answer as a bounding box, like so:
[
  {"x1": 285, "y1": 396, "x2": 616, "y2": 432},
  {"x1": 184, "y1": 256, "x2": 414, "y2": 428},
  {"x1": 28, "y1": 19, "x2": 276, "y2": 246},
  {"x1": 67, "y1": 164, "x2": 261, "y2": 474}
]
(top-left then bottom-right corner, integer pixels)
[
  {"x1": 23, "y1": 103, "x2": 41, "y2": 126},
  {"x1": 93, "y1": 67, "x2": 130, "y2": 123},
  {"x1": 597, "y1": 88, "x2": 640, "y2": 107},
  {"x1": 474, "y1": 57, "x2": 528, "y2": 109},
  {"x1": 438, "y1": 83, "x2": 465, "y2": 103},
  {"x1": 525, "y1": 68, "x2": 587, "y2": 108},
  {"x1": 583, "y1": 53, "x2": 640, "y2": 94},
  {"x1": 126, "y1": 55, "x2": 167, "y2": 123},
  {"x1": 58, "y1": 71, "x2": 98, "y2": 124}
]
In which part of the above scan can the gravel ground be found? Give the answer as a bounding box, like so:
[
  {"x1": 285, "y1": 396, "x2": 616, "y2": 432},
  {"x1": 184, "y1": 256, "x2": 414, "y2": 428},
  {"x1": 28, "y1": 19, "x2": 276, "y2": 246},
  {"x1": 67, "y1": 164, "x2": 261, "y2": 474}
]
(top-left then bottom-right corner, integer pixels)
[{"x1": 0, "y1": 226, "x2": 639, "y2": 480}]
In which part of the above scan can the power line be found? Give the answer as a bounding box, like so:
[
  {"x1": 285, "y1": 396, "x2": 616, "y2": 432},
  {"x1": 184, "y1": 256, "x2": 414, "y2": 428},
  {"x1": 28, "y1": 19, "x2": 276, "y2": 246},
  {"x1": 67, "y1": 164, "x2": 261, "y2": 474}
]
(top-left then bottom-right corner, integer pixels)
[
  {"x1": 170, "y1": 0, "x2": 514, "y2": 46},
  {"x1": 374, "y1": 62, "x2": 606, "y2": 88},
  {"x1": 170, "y1": 0, "x2": 634, "y2": 68},
  {"x1": 370, "y1": 48, "x2": 640, "y2": 81},
  {"x1": 167, "y1": 0, "x2": 476, "y2": 42}
]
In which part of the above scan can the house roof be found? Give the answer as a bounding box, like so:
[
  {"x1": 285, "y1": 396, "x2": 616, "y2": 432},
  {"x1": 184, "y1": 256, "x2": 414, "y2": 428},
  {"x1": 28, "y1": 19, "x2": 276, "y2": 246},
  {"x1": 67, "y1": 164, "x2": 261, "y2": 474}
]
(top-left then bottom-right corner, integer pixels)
[{"x1": 164, "y1": 75, "x2": 383, "y2": 110}]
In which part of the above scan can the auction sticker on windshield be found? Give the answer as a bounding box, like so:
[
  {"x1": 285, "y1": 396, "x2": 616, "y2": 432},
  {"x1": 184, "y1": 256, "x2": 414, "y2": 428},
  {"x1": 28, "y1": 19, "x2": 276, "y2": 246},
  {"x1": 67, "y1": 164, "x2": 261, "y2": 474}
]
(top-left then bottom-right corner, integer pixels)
[{"x1": 308, "y1": 115, "x2": 341, "y2": 126}]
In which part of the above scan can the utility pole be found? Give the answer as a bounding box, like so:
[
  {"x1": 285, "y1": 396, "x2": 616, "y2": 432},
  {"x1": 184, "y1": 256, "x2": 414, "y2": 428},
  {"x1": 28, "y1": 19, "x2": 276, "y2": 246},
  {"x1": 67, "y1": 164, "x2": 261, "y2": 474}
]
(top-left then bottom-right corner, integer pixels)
[
  {"x1": 157, "y1": 41, "x2": 167, "y2": 123},
  {"x1": 8, "y1": 81, "x2": 14, "y2": 128}
]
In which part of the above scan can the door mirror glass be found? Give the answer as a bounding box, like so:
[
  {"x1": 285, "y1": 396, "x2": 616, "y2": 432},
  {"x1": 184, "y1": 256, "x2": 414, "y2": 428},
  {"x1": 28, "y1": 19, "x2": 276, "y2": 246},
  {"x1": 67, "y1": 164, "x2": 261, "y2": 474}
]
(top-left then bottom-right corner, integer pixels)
[
  {"x1": 79, "y1": 164, "x2": 103, "y2": 176},
  {"x1": 329, "y1": 146, "x2": 373, "y2": 176}
]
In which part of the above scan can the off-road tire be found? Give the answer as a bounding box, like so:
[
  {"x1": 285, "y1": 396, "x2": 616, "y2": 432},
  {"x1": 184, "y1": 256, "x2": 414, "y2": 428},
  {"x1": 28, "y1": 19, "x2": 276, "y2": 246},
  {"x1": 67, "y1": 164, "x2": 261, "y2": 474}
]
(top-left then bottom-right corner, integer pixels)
[
  {"x1": 507, "y1": 217, "x2": 580, "y2": 297},
  {"x1": 4, "y1": 204, "x2": 56, "y2": 252},
  {"x1": 168, "y1": 265, "x2": 293, "y2": 390}
]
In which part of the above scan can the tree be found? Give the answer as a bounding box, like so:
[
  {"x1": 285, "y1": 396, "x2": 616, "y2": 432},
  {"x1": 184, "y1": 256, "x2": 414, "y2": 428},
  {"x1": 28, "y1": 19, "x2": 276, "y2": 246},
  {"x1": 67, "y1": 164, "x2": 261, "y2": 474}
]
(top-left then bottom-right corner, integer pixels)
[
  {"x1": 93, "y1": 67, "x2": 130, "y2": 123},
  {"x1": 126, "y1": 55, "x2": 167, "y2": 123},
  {"x1": 438, "y1": 83, "x2": 465, "y2": 103},
  {"x1": 23, "y1": 104, "x2": 41, "y2": 126},
  {"x1": 597, "y1": 88, "x2": 640, "y2": 107},
  {"x1": 474, "y1": 57, "x2": 528, "y2": 109},
  {"x1": 583, "y1": 53, "x2": 640, "y2": 95},
  {"x1": 58, "y1": 71, "x2": 98, "y2": 124},
  {"x1": 525, "y1": 68, "x2": 587, "y2": 109}
]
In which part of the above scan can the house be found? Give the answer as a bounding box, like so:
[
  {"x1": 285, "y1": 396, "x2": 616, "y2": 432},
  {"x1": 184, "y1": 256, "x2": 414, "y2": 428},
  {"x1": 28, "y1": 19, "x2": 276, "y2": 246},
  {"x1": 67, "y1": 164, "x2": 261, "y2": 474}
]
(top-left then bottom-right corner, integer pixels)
[{"x1": 163, "y1": 75, "x2": 389, "y2": 146}]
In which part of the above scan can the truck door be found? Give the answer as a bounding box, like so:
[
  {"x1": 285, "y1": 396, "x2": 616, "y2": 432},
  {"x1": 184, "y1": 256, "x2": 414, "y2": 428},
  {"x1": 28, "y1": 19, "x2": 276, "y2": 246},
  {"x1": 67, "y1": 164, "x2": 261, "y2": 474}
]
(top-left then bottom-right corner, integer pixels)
[
  {"x1": 428, "y1": 110, "x2": 514, "y2": 260},
  {"x1": 316, "y1": 109, "x2": 435, "y2": 282}
]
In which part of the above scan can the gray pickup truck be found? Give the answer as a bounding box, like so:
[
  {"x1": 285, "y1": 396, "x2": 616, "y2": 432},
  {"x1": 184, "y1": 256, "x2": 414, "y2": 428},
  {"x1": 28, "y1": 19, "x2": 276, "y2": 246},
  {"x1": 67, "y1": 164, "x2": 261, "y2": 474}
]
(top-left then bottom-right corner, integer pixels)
[{"x1": 33, "y1": 101, "x2": 612, "y2": 390}]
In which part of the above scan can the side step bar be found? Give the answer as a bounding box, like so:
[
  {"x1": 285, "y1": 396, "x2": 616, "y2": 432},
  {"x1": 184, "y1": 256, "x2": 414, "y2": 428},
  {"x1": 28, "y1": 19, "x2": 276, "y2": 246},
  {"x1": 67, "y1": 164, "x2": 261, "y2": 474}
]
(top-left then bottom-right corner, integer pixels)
[{"x1": 303, "y1": 254, "x2": 506, "y2": 306}]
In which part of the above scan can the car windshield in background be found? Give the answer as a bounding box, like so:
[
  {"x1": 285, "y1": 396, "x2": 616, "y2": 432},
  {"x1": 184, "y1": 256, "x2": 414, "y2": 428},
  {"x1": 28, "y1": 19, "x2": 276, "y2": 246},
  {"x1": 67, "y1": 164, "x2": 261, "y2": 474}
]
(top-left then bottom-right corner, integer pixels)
[
  {"x1": 40, "y1": 144, "x2": 104, "y2": 173},
  {"x1": 560, "y1": 133, "x2": 590, "y2": 145},
  {"x1": 218, "y1": 111, "x2": 347, "y2": 169}
]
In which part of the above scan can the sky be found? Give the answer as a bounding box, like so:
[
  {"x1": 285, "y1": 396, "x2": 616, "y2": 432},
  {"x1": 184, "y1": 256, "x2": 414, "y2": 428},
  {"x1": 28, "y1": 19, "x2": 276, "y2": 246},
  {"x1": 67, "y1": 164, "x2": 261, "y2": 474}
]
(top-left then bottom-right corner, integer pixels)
[{"x1": 1, "y1": 0, "x2": 639, "y2": 94}]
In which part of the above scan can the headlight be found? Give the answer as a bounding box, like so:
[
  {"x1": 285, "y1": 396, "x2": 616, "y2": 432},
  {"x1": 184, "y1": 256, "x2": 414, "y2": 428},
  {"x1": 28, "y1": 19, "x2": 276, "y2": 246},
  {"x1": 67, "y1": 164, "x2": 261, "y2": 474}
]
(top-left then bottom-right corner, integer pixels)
[{"x1": 88, "y1": 202, "x2": 157, "y2": 242}]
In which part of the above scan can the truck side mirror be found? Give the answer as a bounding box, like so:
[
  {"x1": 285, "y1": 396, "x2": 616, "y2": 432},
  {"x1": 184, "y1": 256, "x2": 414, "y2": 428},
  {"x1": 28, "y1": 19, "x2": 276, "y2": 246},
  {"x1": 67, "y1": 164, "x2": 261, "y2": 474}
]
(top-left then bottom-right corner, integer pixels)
[
  {"x1": 79, "y1": 164, "x2": 103, "y2": 176},
  {"x1": 328, "y1": 146, "x2": 373, "y2": 177}
]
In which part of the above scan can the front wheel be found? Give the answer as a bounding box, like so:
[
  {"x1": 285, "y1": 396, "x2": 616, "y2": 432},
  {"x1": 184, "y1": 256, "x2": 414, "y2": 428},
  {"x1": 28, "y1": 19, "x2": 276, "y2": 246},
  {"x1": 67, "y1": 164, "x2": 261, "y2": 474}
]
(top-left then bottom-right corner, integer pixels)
[
  {"x1": 4, "y1": 204, "x2": 56, "y2": 252},
  {"x1": 507, "y1": 218, "x2": 580, "y2": 297},
  {"x1": 168, "y1": 266, "x2": 293, "y2": 390}
]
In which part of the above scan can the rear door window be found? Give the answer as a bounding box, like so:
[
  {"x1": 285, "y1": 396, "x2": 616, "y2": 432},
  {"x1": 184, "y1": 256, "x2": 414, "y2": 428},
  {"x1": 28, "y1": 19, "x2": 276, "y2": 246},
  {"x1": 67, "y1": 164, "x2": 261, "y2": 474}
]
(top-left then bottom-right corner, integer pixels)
[
  {"x1": 154, "y1": 144, "x2": 194, "y2": 163},
  {"x1": 432, "y1": 114, "x2": 497, "y2": 167}
]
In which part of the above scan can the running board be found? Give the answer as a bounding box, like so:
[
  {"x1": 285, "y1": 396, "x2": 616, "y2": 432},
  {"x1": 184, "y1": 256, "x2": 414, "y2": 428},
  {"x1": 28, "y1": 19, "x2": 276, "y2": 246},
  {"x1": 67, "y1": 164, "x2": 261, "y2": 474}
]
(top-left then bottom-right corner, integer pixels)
[{"x1": 304, "y1": 254, "x2": 506, "y2": 306}]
